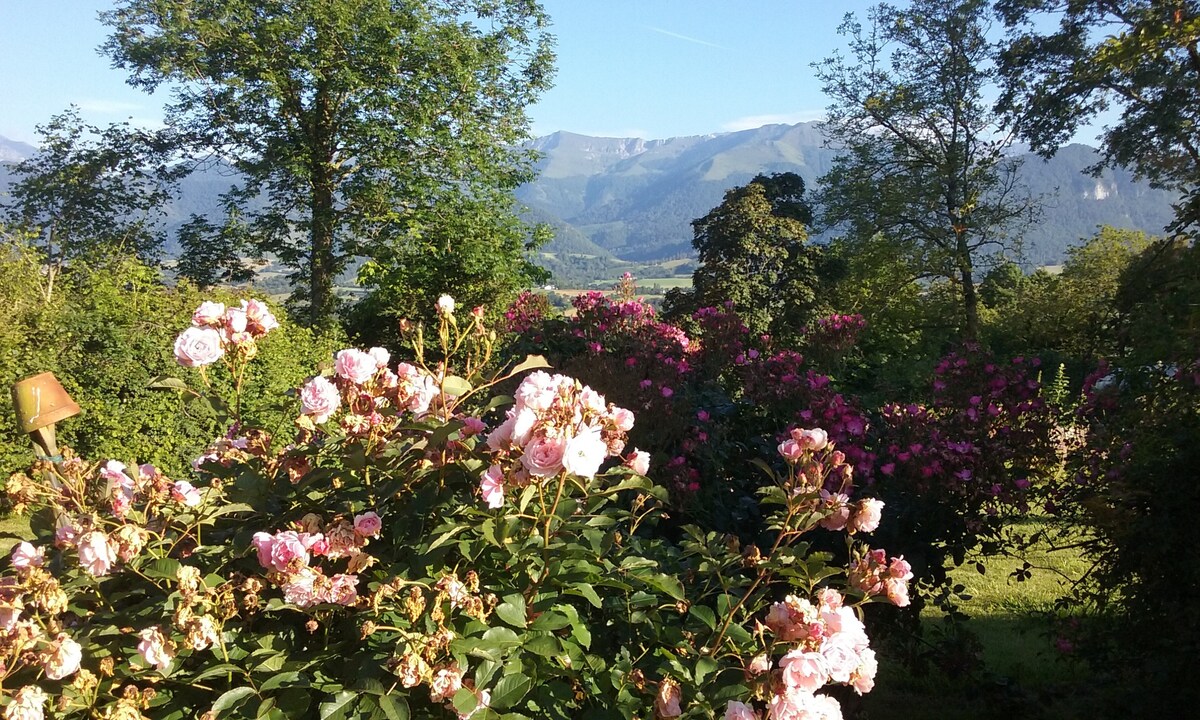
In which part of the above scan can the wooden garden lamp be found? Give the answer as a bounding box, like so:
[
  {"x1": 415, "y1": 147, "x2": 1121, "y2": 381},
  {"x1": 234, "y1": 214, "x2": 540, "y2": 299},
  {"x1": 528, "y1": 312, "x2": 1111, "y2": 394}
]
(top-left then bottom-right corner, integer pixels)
[{"x1": 11, "y1": 372, "x2": 80, "y2": 461}]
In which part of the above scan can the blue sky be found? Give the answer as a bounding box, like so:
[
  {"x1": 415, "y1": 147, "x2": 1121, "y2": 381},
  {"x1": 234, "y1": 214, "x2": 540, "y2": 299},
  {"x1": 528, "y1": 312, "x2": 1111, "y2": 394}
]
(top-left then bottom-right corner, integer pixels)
[{"x1": 0, "y1": 1, "x2": 881, "y2": 145}]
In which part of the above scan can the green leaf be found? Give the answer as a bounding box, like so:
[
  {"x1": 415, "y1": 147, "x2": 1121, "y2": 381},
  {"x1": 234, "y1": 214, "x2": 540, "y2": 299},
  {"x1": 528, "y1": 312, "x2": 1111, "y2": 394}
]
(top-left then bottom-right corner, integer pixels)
[
  {"x1": 147, "y1": 375, "x2": 189, "y2": 390},
  {"x1": 566, "y1": 584, "x2": 602, "y2": 608},
  {"x1": 211, "y1": 687, "x2": 257, "y2": 718},
  {"x1": 522, "y1": 634, "x2": 560, "y2": 657},
  {"x1": 319, "y1": 690, "x2": 358, "y2": 720},
  {"x1": 529, "y1": 611, "x2": 570, "y2": 632},
  {"x1": 632, "y1": 572, "x2": 686, "y2": 601},
  {"x1": 142, "y1": 557, "x2": 181, "y2": 580},
  {"x1": 441, "y1": 375, "x2": 472, "y2": 397},
  {"x1": 510, "y1": 355, "x2": 551, "y2": 374},
  {"x1": 377, "y1": 695, "x2": 409, "y2": 720},
  {"x1": 495, "y1": 594, "x2": 527, "y2": 628},
  {"x1": 694, "y1": 657, "x2": 719, "y2": 685},
  {"x1": 259, "y1": 671, "x2": 306, "y2": 692},
  {"x1": 489, "y1": 673, "x2": 533, "y2": 710},
  {"x1": 689, "y1": 605, "x2": 717, "y2": 630}
]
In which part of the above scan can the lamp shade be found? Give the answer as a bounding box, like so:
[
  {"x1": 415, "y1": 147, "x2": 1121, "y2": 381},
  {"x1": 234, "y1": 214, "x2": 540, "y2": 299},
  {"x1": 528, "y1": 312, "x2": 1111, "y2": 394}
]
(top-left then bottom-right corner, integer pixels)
[{"x1": 11, "y1": 372, "x2": 81, "y2": 433}]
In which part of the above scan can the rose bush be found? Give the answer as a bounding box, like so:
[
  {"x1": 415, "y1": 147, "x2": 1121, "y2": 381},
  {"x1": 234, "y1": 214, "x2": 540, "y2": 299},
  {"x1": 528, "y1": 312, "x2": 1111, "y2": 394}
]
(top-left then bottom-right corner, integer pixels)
[{"x1": 1, "y1": 298, "x2": 908, "y2": 720}]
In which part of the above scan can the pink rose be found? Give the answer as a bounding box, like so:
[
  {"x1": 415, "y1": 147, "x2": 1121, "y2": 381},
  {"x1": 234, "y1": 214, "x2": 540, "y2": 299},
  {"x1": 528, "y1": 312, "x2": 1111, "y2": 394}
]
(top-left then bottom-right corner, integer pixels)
[
  {"x1": 300, "y1": 375, "x2": 341, "y2": 423},
  {"x1": 625, "y1": 449, "x2": 651, "y2": 476},
  {"x1": 41, "y1": 632, "x2": 82, "y2": 680},
  {"x1": 251, "y1": 532, "x2": 275, "y2": 569},
  {"x1": 335, "y1": 348, "x2": 379, "y2": 384},
  {"x1": 514, "y1": 371, "x2": 559, "y2": 412},
  {"x1": 353, "y1": 512, "x2": 382, "y2": 538},
  {"x1": 462, "y1": 416, "x2": 487, "y2": 436},
  {"x1": 850, "y1": 647, "x2": 877, "y2": 695},
  {"x1": 748, "y1": 654, "x2": 772, "y2": 676},
  {"x1": 174, "y1": 326, "x2": 225, "y2": 367},
  {"x1": 55, "y1": 523, "x2": 78, "y2": 549},
  {"x1": 367, "y1": 347, "x2": 390, "y2": 367},
  {"x1": 655, "y1": 678, "x2": 682, "y2": 718},
  {"x1": 5, "y1": 686, "x2": 47, "y2": 720},
  {"x1": 816, "y1": 588, "x2": 844, "y2": 611},
  {"x1": 821, "y1": 636, "x2": 860, "y2": 683},
  {"x1": 792, "y1": 427, "x2": 829, "y2": 452},
  {"x1": 224, "y1": 306, "x2": 248, "y2": 335},
  {"x1": 10, "y1": 542, "x2": 44, "y2": 569},
  {"x1": 328, "y1": 573, "x2": 359, "y2": 606},
  {"x1": 563, "y1": 427, "x2": 608, "y2": 479},
  {"x1": 480, "y1": 465, "x2": 505, "y2": 509},
  {"x1": 191, "y1": 301, "x2": 225, "y2": 327},
  {"x1": 137, "y1": 626, "x2": 175, "y2": 672},
  {"x1": 609, "y1": 406, "x2": 635, "y2": 432},
  {"x1": 242, "y1": 299, "x2": 279, "y2": 336},
  {"x1": 268, "y1": 531, "x2": 310, "y2": 572},
  {"x1": 780, "y1": 650, "x2": 829, "y2": 693},
  {"x1": 767, "y1": 687, "x2": 825, "y2": 720},
  {"x1": 885, "y1": 577, "x2": 910, "y2": 607},
  {"x1": 171, "y1": 480, "x2": 203, "y2": 507},
  {"x1": 77, "y1": 531, "x2": 116, "y2": 576},
  {"x1": 486, "y1": 414, "x2": 515, "y2": 451},
  {"x1": 778, "y1": 439, "x2": 803, "y2": 462},
  {"x1": 888, "y1": 556, "x2": 913, "y2": 580},
  {"x1": 510, "y1": 406, "x2": 539, "y2": 447},
  {"x1": 282, "y1": 567, "x2": 320, "y2": 607},
  {"x1": 818, "y1": 491, "x2": 851, "y2": 531},
  {"x1": 849, "y1": 499, "x2": 884, "y2": 534},
  {"x1": 521, "y1": 435, "x2": 567, "y2": 477},
  {"x1": 725, "y1": 701, "x2": 759, "y2": 720}
]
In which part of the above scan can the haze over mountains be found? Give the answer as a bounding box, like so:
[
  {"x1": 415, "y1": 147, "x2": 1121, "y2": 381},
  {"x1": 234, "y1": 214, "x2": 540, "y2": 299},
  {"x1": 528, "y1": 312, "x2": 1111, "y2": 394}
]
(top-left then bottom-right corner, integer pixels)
[{"x1": 1, "y1": 122, "x2": 1179, "y2": 270}]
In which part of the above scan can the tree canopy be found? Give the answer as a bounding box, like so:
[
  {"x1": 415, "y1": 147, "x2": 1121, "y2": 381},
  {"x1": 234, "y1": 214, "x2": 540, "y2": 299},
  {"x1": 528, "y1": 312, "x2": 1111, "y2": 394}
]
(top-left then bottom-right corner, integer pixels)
[
  {"x1": 997, "y1": 0, "x2": 1200, "y2": 231},
  {"x1": 101, "y1": 0, "x2": 556, "y2": 330},
  {"x1": 814, "y1": 0, "x2": 1037, "y2": 340}
]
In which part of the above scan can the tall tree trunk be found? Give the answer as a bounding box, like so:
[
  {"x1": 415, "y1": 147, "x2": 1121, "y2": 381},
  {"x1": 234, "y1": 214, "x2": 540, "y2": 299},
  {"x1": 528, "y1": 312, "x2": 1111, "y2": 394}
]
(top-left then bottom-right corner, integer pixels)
[
  {"x1": 308, "y1": 77, "x2": 337, "y2": 332},
  {"x1": 956, "y1": 231, "x2": 980, "y2": 340}
]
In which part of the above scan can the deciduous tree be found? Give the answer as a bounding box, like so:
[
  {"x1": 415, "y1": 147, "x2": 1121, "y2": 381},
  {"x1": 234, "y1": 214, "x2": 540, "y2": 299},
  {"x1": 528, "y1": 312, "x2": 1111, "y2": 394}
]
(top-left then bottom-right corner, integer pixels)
[
  {"x1": 102, "y1": 0, "x2": 555, "y2": 330},
  {"x1": 815, "y1": 0, "x2": 1037, "y2": 340}
]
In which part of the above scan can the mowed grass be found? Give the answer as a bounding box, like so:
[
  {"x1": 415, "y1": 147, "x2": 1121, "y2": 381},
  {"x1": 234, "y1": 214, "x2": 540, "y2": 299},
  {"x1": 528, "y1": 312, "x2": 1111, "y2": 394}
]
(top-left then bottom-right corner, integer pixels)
[
  {"x1": 0, "y1": 513, "x2": 33, "y2": 555},
  {"x1": 636, "y1": 277, "x2": 692, "y2": 289},
  {"x1": 860, "y1": 518, "x2": 1094, "y2": 720}
]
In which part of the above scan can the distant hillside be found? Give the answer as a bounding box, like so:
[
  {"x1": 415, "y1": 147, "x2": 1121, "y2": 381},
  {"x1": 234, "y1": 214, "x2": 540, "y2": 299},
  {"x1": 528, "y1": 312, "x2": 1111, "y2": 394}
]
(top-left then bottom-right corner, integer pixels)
[
  {"x1": 1, "y1": 123, "x2": 1179, "y2": 271},
  {"x1": 518, "y1": 123, "x2": 1178, "y2": 267}
]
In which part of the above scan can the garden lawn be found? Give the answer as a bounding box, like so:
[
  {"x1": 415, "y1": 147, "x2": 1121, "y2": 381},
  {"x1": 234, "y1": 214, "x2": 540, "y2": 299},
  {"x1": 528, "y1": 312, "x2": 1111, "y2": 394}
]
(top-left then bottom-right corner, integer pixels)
[{"x1": 861, "y1": 518, "x2": 1093, "y2": 720}]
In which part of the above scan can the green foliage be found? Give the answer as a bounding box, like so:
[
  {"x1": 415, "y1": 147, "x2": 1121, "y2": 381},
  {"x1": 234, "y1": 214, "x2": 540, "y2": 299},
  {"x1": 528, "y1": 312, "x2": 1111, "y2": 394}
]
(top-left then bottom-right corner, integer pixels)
[
  {"x1": 997, "y1": 0, "x2": 1200, "y2": 231},
  {"x1": 0, "y1": 302, "x2": 896, "y2": 719},
  {"x1": 815, "y1": 0, "x2": 1038, "y2": 340},
  {"x1": 663, "y1": 173, "x2": 827, "y2": 342},
  {"x1": 0, "y1": 236, "x2": 340, "y2": 480},
  {"x1": 102, "y1": 0, "x2": 555, "y2": 328},
  {"x1": 0, "y1": 107, "x2": 176, "y2": 275}
]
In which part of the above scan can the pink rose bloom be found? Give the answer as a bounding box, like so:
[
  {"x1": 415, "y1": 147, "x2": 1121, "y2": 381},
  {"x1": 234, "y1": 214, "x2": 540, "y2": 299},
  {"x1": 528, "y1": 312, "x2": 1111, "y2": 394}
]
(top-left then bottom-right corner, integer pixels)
[
  {"x1": 780, "y1": 650, "x2": 829, "y2": 693},
  {"x1": 137, "y1": 626, "x2": 174, "y2": 672},
  {"x1": 353, "y1": 512, "x2": 383, "y2": 538},
  {"x1": 101, "y1": 459, "x2": 134, "y2": 489},
  {"x1": 5, "y1": 686, "x2": 47, "y2": 720},
  {"x1": 462, "y1": 416, "x2": 487, "y2": 436},
  {"x1": 850, "y1": 647, "x2": 878, "y2": 695},
  {"x1": 514, "y1": 371, "x2": 559, "y2": 412},
  {"x1": 521, "y1": 435, "x2": 567, "y2": 477},
  {"x1": 579, "y1": 387, "x2": 607, "y2": 413},
  {"x1": 625, "y1": 449, "x2": 651, "y2": 476},
  {"x1": 510, "y1": 406, "x2": 539, "y2": 447},
  {"x1": 888, "y1": 556, "x2": 913, "y2": 580},
  {"x1": 767, "y1": 687, "x2": 820, "y2": 720},
  {"x1": 367, "y1": 347, "x2": 390, "y2": 367},
  {"x1": 778, "y1": 439, "x2": 803, "y2": 462},
  {"x1": 300, "y1": 375, "x2": 341, "y2": 423},
  {"x1": 429, "y1": 662, "x2": 464, "y2": 702},
  {"x1": 480, "y1": 465, "x2": 505, "y2": 509},
  {"x1": 655, "y1": 678, "x2": 682, "y2": 718},
  {"x1": 335, "y1": 349, "x2": 379, "y2": 384},
  {"x1": 10, "y1": 542, "x2": 44, "y2": 569},
  {"x1": 251, "y1": 532, "x2": 276, "y2": 569},
  {"x1": 77, "y1": 531, "x2": 116, "y2": 576},
  {"x1": 174, "y1": 326, "x2": 225, "y2": 367},
  {"x1": 192, "y1": 301, "x2": 225, "y2": 327},
  {"x1": 818, "y1": 491, "x2": 851, "y2": 531},
  {"x1": 822, "y1": 606, "x2": 869, "y2": 651},
  {"x1": 224, "y1": 306, "x2": 249, "y2": 335},
  {"x1": 268, "y1": 531, "x2": 310, "y2": 572},
  {"x1": 748, "y1": 653, "x2": 772, "y2": 676},
  {"x1": 242, "y1": 299, "x2": 279, "y2": 335},
  {"x1": 817, "y1": 588, "x2": 844, "y2": 611},
  {"x1": 282, "y1": 567, "x2": 320, "y2": 607},
  {"x1": 792, "y1": 427, "x2": 829, "y2": 452},
  {"x1": 54, "y1": 523, "x2": 78, "y2": 549},
  {"x1": 885, "y1": 577, "x2": 910, "y2": 607},
  {"x1": 610, "y1": 406, "x2": 635, "y2": 432},
  {"x1": 563, "y1": 427, "x2": 608, "y2": 479},
  {"x1": 41, "y1": 632, "x2": 82, "y2": 680},
  {"x1": 328, "y1": 573, "x2": 359, "y2": 606},
  {"x1": 820, "y1": 636, "x2": 860, "y2": 683},
  {"x1": 486, "y1": 414, "x2": 515, "y2": 451},
  {"x1": 849, "y1": 499, "x2": 884, "y2": 534},
  {"x1": 725, "y1": 701, "x2": 758, "y2": 720},
  {"x1": 171, "y1": 480, "x2": 203, "y2": 507}
]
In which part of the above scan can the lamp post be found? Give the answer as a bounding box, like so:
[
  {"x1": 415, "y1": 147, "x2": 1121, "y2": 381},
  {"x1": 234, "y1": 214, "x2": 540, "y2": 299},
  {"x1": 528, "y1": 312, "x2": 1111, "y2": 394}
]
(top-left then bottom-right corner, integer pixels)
[{"x1": 11, "y1": 372, "x2": 80, "y2": 461}]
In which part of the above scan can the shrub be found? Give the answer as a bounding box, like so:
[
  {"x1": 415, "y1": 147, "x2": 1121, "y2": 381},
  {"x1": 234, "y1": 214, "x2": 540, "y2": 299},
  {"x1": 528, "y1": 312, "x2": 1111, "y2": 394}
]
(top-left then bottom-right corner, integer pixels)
[{"x1": 0, "y1": 298, "x2": 909, "y2": 720}]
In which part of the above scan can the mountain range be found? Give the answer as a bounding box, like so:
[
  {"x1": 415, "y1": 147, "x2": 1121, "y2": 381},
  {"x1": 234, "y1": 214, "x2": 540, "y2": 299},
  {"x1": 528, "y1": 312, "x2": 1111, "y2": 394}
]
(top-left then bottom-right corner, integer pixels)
[{"x1": 1, "y1": 123, "x2": 1180, "y2": 272}]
